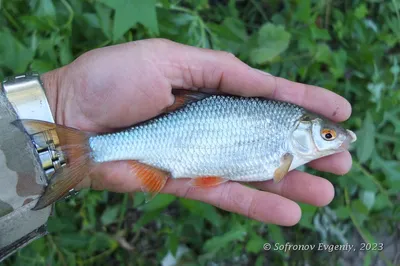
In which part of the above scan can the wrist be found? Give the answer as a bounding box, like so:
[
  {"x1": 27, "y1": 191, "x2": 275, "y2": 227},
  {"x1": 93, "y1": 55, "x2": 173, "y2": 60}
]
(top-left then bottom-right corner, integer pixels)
[{"x1": 41, "y1": 67, "x2": 65, "y2": 124}]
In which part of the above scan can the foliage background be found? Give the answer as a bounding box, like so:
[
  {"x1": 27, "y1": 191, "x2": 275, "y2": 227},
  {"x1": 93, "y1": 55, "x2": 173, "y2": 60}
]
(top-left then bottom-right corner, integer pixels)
[{"x1": 1, "y1": 0, "x2": 400, "y2": 265}]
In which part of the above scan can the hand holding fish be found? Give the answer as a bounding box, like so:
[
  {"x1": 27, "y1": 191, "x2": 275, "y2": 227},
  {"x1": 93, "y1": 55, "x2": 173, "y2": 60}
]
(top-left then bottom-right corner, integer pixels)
[{"x1": 30, "y1": 39, "x2": 355, "y2": 226}]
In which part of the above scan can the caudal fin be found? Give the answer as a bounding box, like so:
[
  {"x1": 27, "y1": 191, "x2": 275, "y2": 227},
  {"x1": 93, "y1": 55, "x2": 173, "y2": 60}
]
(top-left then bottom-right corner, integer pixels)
[{"x1": 12, "y1": 119, "x2": 95, "y2": 210}]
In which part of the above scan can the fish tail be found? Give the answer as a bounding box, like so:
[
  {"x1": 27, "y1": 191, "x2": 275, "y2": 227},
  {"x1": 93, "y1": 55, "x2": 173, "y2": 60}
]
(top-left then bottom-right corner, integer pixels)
[{"x1": 12, "y1": 119, "x2": 95, "y2": 210}]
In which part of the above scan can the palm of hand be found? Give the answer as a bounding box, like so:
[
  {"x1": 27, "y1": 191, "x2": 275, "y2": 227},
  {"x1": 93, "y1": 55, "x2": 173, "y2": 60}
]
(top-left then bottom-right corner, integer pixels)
[{"x1": 44, "y1": 39, "x2": 353, "y2": 226}]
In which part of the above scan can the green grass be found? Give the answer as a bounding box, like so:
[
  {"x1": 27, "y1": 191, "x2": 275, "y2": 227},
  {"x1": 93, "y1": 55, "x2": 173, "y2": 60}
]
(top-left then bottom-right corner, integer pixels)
[{"x1": 1, "y1": 0, "x2": 400, "y2": 265}]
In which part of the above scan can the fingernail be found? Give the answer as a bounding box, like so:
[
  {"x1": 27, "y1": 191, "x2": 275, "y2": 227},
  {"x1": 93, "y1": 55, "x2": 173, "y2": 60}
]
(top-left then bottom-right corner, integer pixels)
[{"x1": 252, "y1": 68, "x2": 273, "y2": 76}]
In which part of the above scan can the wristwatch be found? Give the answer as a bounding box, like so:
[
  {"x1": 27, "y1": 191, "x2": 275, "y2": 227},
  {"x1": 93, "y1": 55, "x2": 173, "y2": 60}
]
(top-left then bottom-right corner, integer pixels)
[{"x1": 1, "y1": 72, "x2": 77, "y2": 199}]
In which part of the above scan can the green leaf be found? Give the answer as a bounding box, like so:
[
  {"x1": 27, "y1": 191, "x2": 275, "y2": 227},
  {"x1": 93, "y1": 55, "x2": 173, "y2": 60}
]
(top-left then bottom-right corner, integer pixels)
[
  {"x1": 363, "y1": 250, "x2": 373, "y2": 266},
  {"x1": 355, "y1": 4, "x2": 368, "y2": 19},
  {"x1": 88, "y1": 233, "x2": 117, "y2": 253},
  {"x1": 372, "y1": 194, "x2": 392, "y2": 211},
  {"x1": 203, "y1": 227, "x2": 246, "y2": 253},
  {"x1": 58, "y1": 233, "x2": 91, "y2": 250},
  {"x1": 63, "y1": 250, "x2": 77, "y2": 266},
  {"x1": 59, "y1": 39, "x2": 74, "y2": 65},
  {"x1": 294, "y1": 0, "x2": 311, "y2": 23},
  {"x1": 207, "y1": 17, "x2": 247, "y2": 54},
  {"x1": 268, "y1": 224, "x2": 285, "y2": 244},
  {"x1": 245, "y1": 234, "x2": 264, "y2": 253},
  {"x1": 359, "y1": 190, "x2": 375, "y2": 210},
  {"x1": 367, "y1": 82, "x2": 385, "y2": 104},
  {"x1": 30, "y1": 59, "x2": 56, "y2": 73},
  {"x1": 0, "y1": 31, "x2": 34, "y2": 73},
  {"x1": 47, "y1": 217, "x2": 77, "y2": 233},
  {"x1": 298, "y1": 203, "x2": 318, "y2": 229},
  {"x1": 35, "y1": 0, "x2": 56, "y2": 19},
  {"x1": 356, "y1": 112, "x2": 376, "y2": 163},
  {"x1": 140, "y1": 194, "x2": 176, "y2": 212},
  {"x1": 335, "y1": 206, "x2": 350, "y2": 220},
  {"x1": 329, "y1": 48, "x2": 347, "y2": 78},
  {"x1": 310, "y1": 25, "x2": 331, "y2": 40},
  {"x1": 95, "y1": 3, "x2": 113, "y2": 39},
  {"x1": 250, "y1": 23, "x2": 291, "y2": 64},
  {"x1": 100, "y1": 205, "x2": 120, "y2": 225},
  {"x1": 167, "y1": 233, "x2": 179, "y2": 256},
  {"x1": 255, "y1": 255, "x2": 265, "y2": 266},
  {"x1": 133, "y1": 192, "x2": 146, "y2": 207},
  {"x1": 99, "y1": 0, "x2": 159, "y2": 41},
  {"x1": 133, "y1": 209, "x2": 162, "y2": 230},
  {"x1": 347, "y1": 174, "x2": 378, "y2": 192},
  {"x1": 315, "y1": 44, "x2": 332, "y2": 64},
  {"x1": 179, "y1": 198, "x2": 222, "y2": 227},
  {"x1": 351, "y1": 200, "x2": 369, "y2": 225}
]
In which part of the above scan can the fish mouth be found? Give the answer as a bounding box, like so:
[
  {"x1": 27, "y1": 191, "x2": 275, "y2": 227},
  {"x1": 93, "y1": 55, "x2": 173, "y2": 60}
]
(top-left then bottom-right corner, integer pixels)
[
  {"x1": 347, "y1": 129, "x2": 357, "y2": 143},
  {"x1": 340, "y1": 129, "x2": 357, "y2": 150}
]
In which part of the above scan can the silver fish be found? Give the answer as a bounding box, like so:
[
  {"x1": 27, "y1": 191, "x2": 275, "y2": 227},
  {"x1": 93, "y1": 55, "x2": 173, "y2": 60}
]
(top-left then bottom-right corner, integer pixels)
[{"x1": 15, "y1": 90, "x2": 357, "y2": 210}]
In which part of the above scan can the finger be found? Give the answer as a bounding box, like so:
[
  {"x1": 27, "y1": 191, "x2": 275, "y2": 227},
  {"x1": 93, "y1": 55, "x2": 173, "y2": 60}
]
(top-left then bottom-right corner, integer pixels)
[
  {"x1": 307, "y1": 151, "x2": 353, "y2": 175},
  {"x1": 150, "y1": 39, "x2": 351, "y2": 122},
  {"x1": 85, "y1": 161, "x2": 301, "y2": 226},
  {"x1": 251, "y1": 170, "x2": 335, "y2": 207},
  {"x1": 167, "y1": 181, "x2": 301, "y2": 226}
]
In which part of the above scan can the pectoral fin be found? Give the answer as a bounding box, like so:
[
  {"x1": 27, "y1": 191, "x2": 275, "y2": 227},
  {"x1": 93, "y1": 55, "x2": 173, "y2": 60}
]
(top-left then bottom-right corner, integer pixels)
[
  {"x1": 126, "y1": 161, "x2": 170, "y2": 202},
  {"x1": 273, "y1": 153, "x2": 293, "y2": 183}
]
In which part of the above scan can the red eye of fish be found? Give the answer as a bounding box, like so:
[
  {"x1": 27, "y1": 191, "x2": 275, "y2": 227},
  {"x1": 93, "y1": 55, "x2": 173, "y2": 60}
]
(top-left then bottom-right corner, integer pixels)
[{"x1": 321, "y1": 129, "x2": 336, "y2": 141}]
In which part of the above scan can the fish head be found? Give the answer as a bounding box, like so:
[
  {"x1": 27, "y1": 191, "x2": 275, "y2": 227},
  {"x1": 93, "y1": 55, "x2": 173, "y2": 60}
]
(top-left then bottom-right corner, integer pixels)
[{"x1": 291, "y1": 113, "x2": 357, "y2": 160}]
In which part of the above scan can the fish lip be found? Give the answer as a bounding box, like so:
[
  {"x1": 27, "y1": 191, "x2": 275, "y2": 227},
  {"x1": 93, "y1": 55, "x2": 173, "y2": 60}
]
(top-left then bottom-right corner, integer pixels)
[
  {"x1": 346, "y1": 129, "x2": 357, "y2": 143},
  {"x1": 339, "y1": 129, "x2": 357, "y2": 150}
]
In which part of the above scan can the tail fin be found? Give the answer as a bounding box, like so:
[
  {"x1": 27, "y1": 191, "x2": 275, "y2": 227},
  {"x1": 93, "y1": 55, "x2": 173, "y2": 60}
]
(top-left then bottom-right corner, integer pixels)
[{"x1": 12, "y1": 119, "x2": 95, "y2": 210}]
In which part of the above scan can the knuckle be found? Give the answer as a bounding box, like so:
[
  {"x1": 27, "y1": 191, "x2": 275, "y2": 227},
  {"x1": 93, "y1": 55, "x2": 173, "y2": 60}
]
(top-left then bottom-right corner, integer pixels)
[
  {"x1": 279, "y1": 177, "x2": 290, "y2": 197},
  {"x1": 247, "y1": 193, "x2": 258, "y2": 219},
  {"x1": 215, "y1": 50, "x2": 237, "y2": 59},
  {"x1": 147, "y1": 38, "x2": 174, "y2": 47},
  {"x1": 217, "y1": 182, "x2": 232, "y2": 209},
  {"x1": 175, "y1": 185, "x2": 193, "y2": 198},
  {"x1": 159, "y1": 92, "x2": 175, "y2": 110}
]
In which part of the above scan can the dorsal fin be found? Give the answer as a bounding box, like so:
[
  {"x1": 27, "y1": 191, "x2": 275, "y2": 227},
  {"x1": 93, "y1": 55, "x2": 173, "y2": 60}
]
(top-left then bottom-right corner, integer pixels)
[{"x1": 165, "y1": 90, "x2": 212, "y2": 113}]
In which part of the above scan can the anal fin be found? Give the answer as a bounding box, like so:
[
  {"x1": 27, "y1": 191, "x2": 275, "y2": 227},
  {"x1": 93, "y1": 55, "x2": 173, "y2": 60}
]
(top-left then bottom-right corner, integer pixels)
[
  {"x1": 273, "y1": 153, "x2": 293, "y2": 183},
  {"x1": 189, "y1": 176, "x2": 228, "y2": 188}
]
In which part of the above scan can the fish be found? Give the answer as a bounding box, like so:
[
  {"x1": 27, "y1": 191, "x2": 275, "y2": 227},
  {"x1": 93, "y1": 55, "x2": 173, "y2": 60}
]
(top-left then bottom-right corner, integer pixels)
[{"x1": 13, "y1": 90, "x2": 357, "y2": 210}]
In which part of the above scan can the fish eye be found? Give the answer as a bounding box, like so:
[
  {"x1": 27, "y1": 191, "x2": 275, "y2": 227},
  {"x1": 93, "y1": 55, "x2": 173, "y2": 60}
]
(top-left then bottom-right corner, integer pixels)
[{"x1": 321, "y1": 129, "x2": 337, "y2": 141}]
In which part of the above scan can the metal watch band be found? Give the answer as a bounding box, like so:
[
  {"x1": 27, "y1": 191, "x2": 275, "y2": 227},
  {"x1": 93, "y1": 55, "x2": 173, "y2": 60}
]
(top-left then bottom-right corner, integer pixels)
[{"x1": 1, "y1": 72, "x2": 77, "y2": 199}]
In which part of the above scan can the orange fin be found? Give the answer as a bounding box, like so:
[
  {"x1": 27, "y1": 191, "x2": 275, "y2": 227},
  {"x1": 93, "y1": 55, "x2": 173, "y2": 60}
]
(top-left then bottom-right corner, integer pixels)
[
  {"x1": 12, "y1": 119, "x2": 94, "y2": 210},
  {"x1": 189, "y1": 176, "x2": 228, "y2": 188},
  {"x1": 166, "y1": 90, "x2": 211, "y2": 113},
  {"x1": 12, "y1": 119, "x2": 56, "y2": 134},
  {"x1": 273, "y1": 153, "x2": 293, "y2": 183},
  {"x1": 127, "y1": 161, "x2": 170, "y2": 202}
]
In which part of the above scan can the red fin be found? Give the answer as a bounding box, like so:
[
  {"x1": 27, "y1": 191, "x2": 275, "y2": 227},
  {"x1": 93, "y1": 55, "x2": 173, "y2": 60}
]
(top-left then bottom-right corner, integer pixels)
[
  {"x1": 189, "y1": 176, "x2": 228, "y2": 188},
  {"x1": 166, "y1": 90, "x2": 211, "y2": 113},
  {"x1": 127, "y1": 161, "x2": 169, "y2": 201},
  {"x1": 13, "y1": 119, "x2": 94, "y2": 210}
]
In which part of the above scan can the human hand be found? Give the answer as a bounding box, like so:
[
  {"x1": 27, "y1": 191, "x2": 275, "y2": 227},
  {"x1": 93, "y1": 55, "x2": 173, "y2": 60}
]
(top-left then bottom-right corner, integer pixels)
[{"x1": 42, "y1": 38, "x2": 352, "y2": 226}]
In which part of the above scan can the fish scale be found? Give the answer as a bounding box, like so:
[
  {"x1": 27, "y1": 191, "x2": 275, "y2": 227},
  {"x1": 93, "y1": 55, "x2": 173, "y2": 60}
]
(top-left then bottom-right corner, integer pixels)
[{"x1": 89, "y1": 95, "x2": 305, "y2": 182}]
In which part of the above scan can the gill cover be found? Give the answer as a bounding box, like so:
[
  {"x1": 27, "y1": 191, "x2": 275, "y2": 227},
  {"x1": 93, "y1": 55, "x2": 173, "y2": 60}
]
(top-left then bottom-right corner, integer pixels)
[{"x1": 291, "y1": 118, "x2": 314, "y2": 156}]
